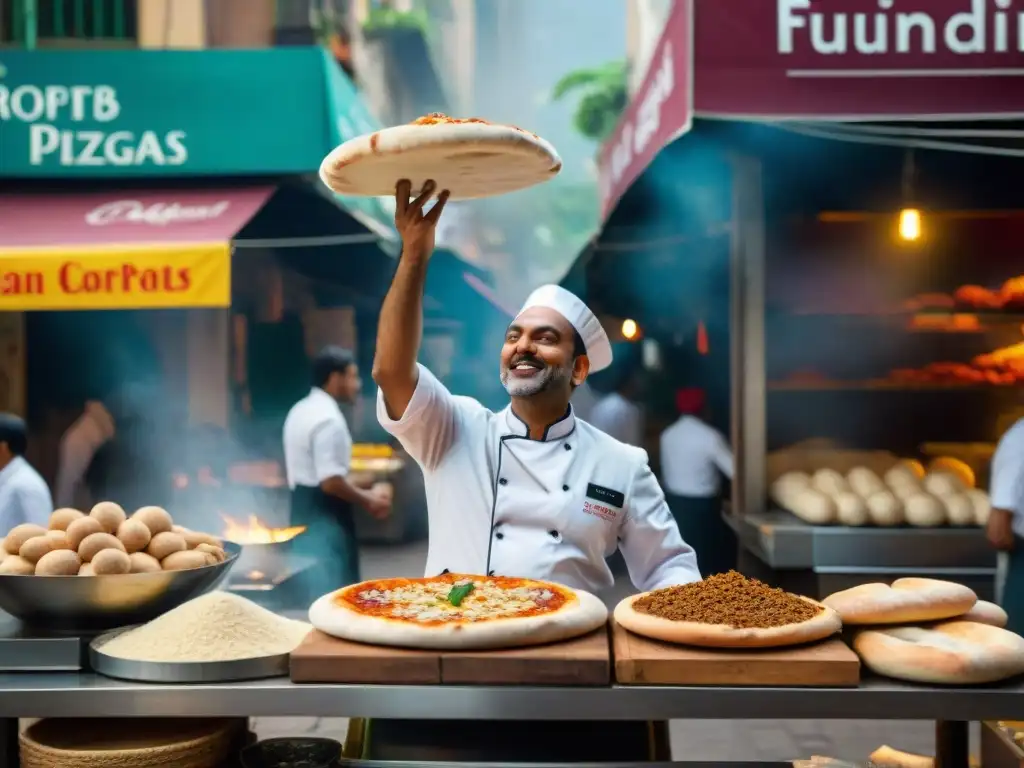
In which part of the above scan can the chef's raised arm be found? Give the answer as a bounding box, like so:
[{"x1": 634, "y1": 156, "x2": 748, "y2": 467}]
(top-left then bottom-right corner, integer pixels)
[
  {"x1": 372, "y1": 180, "x2": 455, "y2": 469},
  {"x1": 619, "y1": 455, "x2": 702, "y2": 591}
]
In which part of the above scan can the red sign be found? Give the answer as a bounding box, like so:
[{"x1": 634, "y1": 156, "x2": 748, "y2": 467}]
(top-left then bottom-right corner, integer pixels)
[
  {"x1": 598, "y1": 0, "x2": 693, "y2": 221},
  {"x1": 695, "y1": 0, "x2": 1024, "y2": 119}
]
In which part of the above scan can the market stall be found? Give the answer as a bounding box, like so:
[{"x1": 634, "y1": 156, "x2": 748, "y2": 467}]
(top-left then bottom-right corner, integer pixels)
[{"x1": 569, "y1": 0, "x2": 1024, "y2": 599}]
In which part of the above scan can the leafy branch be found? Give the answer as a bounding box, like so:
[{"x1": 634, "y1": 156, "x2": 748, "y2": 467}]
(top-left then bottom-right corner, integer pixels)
[{"x1": 551, "y1": 60, "x2": 628, "y2": 143}]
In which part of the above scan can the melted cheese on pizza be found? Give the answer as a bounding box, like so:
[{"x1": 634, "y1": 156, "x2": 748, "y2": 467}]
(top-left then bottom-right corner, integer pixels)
[
  {"x1": 412, "y1": 112, "x2": 490, "y2": 126},
  {"x1": 338, "y1": 576, "x2": 570, "y2": 624}
]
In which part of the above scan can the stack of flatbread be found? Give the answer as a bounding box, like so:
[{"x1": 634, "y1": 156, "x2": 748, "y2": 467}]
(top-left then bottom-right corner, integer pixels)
[{"x1": 823, "y1": 578, "x2": 1024, "y2": 684}]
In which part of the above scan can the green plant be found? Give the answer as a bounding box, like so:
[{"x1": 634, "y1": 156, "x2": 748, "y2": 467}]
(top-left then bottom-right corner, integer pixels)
[
  {"x1": 551, "y1": 60, "x2": 628, "y2": 143},
  {"x1": 361, "y1": 6, "x2": 428, "y2": 38}
]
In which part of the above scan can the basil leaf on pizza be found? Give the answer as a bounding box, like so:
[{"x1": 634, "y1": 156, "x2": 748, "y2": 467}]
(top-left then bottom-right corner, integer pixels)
[{"x1": 308, "y1": 573, "x2": 608, "y2": 650}]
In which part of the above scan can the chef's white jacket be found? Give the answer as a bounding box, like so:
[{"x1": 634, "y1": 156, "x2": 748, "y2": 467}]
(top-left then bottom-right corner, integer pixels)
[
  {"x1": 991, "y1": 416, "x2": 1024, "y2": 539},
  {"x1": 659, "y1": 415, "x2": 734, "y2": 497},
  {"x1": 0, "y1": 456, "x2": 52, "y2": 531},
  {"x1": 283, "y1": 388, "x2": 353, "y2": 489},
  {"x1": 377, "y1": 364, "x2": 701, "y2": 593},
  {"x1": 589, "y1": 392, "x2": 643, "y2": 447}
]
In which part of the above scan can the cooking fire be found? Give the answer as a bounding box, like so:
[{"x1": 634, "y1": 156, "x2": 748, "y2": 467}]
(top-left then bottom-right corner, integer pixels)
[{"x1": 220, "y1": 514, "x2": 306, "y2": 545}]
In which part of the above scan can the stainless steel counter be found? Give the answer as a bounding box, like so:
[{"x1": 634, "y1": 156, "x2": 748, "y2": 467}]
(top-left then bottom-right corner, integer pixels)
[{"x1": 0, "y1": 673, "x2": 1021, "y2": 721}]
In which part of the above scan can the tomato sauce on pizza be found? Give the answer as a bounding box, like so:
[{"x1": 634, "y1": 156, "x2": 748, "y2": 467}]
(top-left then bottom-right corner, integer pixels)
[{"x1": 334, "y1": 573, "x2": 572, "y2": 627}]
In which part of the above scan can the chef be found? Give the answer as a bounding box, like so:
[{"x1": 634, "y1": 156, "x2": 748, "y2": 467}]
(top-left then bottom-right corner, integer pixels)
[
  {"x1": 659, "y1": 388, "x2": 736, "y2": 577},
  {"x1": 283, "y1": 346, "x2": 391, "y2": 590},
  {"x1": 987, "y1": 415, "x2": 1024, "y2": 634},
  {"x1": 373, "y1": 180, "x2": 700, "y2": 594},
  {"x1": 589, "y1": 372, "x2": 644, "y2": 447},
  {"x1": 0, "y1": 414, "x2": 52, "y2": 530}
]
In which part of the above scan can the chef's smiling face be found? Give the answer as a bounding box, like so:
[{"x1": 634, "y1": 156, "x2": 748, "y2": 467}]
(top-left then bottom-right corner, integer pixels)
[{"x1": 500, "y1": 308, "x2": 588, "y2": 399}]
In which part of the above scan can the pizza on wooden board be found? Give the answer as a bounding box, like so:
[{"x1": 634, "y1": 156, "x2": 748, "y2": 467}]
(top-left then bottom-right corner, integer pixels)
[
  {"x1": 308, "y1": 573, "x2": 608, "y2": 650},
  {"x1": 319, "y1": 113, "x2": 562, "y2": 200}
]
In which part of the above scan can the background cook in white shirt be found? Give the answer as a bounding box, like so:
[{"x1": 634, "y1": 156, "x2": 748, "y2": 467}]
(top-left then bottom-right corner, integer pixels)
[
  {"x1": 589, "y1": 375, "x2": 643, "y2": 448},
  {"x1": 372, "y1": 180, "x2": 700, "y2": 594},
  {"x1": 0, "y1": 413, "x2": 52, "y2": 531},
  {"x1": 988, "y1": 415, "x2": 1024, "y2": 634},
  {"x1": 55, "y1": 399, "x2": 115, "y2": 509},
  {"x1": 658, "y1": 388, "x2": 736, "y2": 577},
  {"x1": 283, "y1": 347, "x2": 391, "y2": 589}
]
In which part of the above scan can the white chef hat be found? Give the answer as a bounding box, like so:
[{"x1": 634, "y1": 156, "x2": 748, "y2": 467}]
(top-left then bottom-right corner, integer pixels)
[{"x1": 517, "y1": 284, "x2": 613, "y2": 372}]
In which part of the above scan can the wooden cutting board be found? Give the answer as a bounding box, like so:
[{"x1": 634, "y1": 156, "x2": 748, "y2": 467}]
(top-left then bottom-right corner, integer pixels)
[
  {"x1": 611, "y1": 620, "x2": 860, "y2": 686},
  {"x1": 290, "y1": 627, "x2": 610, "y2": 685}
]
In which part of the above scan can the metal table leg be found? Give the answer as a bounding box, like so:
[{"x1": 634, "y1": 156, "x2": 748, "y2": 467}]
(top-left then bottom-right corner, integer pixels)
[{"x1": 936, "y1": 720, "x2": 970, "y2": 768}]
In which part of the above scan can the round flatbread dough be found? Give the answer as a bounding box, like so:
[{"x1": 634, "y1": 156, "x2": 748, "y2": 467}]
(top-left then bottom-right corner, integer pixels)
[
  {"x1": 904, "y1": 493, "x2": 946, "y2": 527},
  {"x1": 614, "y1": 592, "x2": 841, "y2": 649},
  {"x1": 811, "y1": 468, "x2": 849, "y2": 496},
  {"x1": 922, "y1": 471, "x2": 964, "y2": 498},
  {"x1": 834, "y1": 492, "x2": 869, "y2": 526},
  {"x1": 847, "y1": 467, "x2": 886, "y2": 498},
  {"x1": 941, "y1": 494, "x2": 975, "y2": 526},
  {"x1": 865, "y1": 490, "x2": 904, "y2": 526},
  {"x1": 319, "y1": 114, "x2": 562, "y2": 201},
  {"x1": 958, "y1": 600, "x2": 1008, "y2": 628},
  {"x1": 823, "y1": 578, "x2": 977, "y2": 625},
  {"x1": 853, "y1": 621, "x2": 1024, "y2": 684},
  {"x1": 310, "y1": 573, "x2": 607, "y2": 650}
]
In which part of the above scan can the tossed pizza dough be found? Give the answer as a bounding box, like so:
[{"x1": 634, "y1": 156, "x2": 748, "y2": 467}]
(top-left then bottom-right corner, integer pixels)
[
  {"x1": 822, "y1": 578, "x2": 977, "y2": 625},
  {"x1": 614, "y1": 593, "x2": 841, "y2": 649},
  {"x1": 309, "y1": 575, "x2": 607, "y2": 650},
  {"x1": 853, "y1": 621, "x2": 1024, "y2": 684},
  {"x1": 903, "y1": 493, "x2": 946, "y2": 527},
  {"x1": 847, "y1": 466, "x2": 885, "y2": 498},
  {"x1": 959, "y1": 599, "x2": 1008, "y2": 628},
  {"x1": 320, "y1": 114, "x2": 562, "y2": 200},
  {"x1": 865, "y1": 490, "x2": 904, "y2": 526}
]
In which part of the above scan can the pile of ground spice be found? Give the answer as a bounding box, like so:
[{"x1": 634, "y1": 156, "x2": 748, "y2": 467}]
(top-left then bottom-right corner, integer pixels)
[{"x1": 633, "y1": 571, "x2": 821, "y2": 628}]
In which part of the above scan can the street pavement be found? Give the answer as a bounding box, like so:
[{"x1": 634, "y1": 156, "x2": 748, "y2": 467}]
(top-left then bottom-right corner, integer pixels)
[{"x1": 253, "y1": 540, "x2": 950, "y2": 763}]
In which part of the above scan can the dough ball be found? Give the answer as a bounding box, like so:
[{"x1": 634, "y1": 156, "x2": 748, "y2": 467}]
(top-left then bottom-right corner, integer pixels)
[
  {"x1": 132, "y1": 506, "x2": 174, "y2": 536},
  {"x1": 18, "y1": 535, "x2": 53, "y2": 564},
  {"x1": 922, "y1": 471, "x2": 964, "y2": 499},
  {"x1": 116, "y1": 519, "x2": 152, "y2": 553},
  {"x1": 847, "y1": 467, "x2": 885, "y2": 498},
  {"x1": 0, "y1": 556, "x2": 34, "y2": 575},
  {"x1": 77, "y1": 532, "x2": 126, "y2": 562},
  {"x1": 91, "y1": 548, "x2": 131, "y2": 575},
  {"x1": 161, "y1": 550, "x2": 209, "y2": 571},
  {"x1": 181, "y1": 529, "x2": 223, "y2": 550},
  {"x1": 195, "y1": 543, "x2": 226, "y2": 564},
  {"x1": 788, "y1": 488, "x2": 837, "y2": 525},
  {"x1": 866, "y1": 490, "x2": 904, "y2": 526},
  {"x1": 35, "y1": 549, "x2": 81, "y2": 576},
  {"x1": 89, "y1": 501, "x2": 127, "y2": 534},
  {"x1": 966, "y1": 489, "x2": 991, "y2": 526},
  {"x1": 65, "y1": 517, "x2": 104, "y2": 550},
  {"x1": 4, "y1": 524, "x2": 47, "y2": 555},
  {"x1": 942, "y1": 494, "x2": 976, "y2": 526},
  {"x1": 48, "y1": 508, "x2": 84, "y2": 531},
  {"x1": 46, "y1": 530, "x2": 71, "y2": 550},
  {"x1": 78, "y1": 563, "x2": 94, "y2": 576},
  {"x1": 128, "y1": 552, "x2": 162, "y2": 574},
  {"x1": 812, "y1": 468, "x2": 850, "y2": 496},
  {"x1": 885, "y1": 465, "x2": 921, "y2": 490},
  {"x1": 890, "y1": 480, "x2": 922, "y2": 501},
  {"x1": 770, "y1": 472, "x2": 811, "y2": 508},
  {"x1": 904, "y1": 493, "x2": 947, "y2": 527},
  {"x1": 834, "y1": 492, "x2": 869, "y2": 526},
  {"x1": 146, "y1": 531, "x2": 186, "y2": 560}
]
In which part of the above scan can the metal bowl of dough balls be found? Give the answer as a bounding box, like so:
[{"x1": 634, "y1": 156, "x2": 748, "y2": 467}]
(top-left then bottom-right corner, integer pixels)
[{"x1": 0, "y1": 502, "x2": 239, "y2": 633}]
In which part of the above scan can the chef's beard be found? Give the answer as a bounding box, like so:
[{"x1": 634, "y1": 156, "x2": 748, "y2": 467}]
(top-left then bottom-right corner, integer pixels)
[{"x1": 500, "y1": 360, "x2": 572, "y2": 398}]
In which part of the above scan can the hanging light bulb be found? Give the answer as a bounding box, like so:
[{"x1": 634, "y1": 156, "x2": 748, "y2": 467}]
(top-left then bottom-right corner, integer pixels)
[
  {"x1": 899, "y1": 208, "x2": 922, "y2": 241},
  {"x1": 621, "y1": 319, "x2": 638, "y2": 340}
]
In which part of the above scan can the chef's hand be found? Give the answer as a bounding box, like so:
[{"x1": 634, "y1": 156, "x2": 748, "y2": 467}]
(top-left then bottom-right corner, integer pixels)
[
  {"x1": 395, "y1": 179, "x2": 450, "y2": 262},
  {"x1": 986, "y1": 508, "x2": 1015, "y2": 551},
  {"x1": 363, "y1": 483, "x2": 393, "y2": 520}
]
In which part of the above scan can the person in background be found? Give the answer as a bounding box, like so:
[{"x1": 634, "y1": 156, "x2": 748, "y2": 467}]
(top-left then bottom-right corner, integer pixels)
[
  {"x1": 0, "y1": 414, "x2": 52, "y2": 529},
  {"x1": 283, "y1": 346, "x2": 391, "y2": 589},
  {"x1": 659, "y1": 388, "x2": 736, "y2": 577},
  {"x1": 987, "y1": 415, "x2": 1024, "y2": 634},
  {"x1": 55, "y1": 399, "x2": 115, "y2": 509},
  {"x1": 588, "y1": 372, "x2": 643, "y2": 447}
]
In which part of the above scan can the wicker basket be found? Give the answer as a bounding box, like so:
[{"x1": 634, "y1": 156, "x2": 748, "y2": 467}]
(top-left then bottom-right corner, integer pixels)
[{"x1": 20, "y1": 717, "x2": 246, "y2": 768}]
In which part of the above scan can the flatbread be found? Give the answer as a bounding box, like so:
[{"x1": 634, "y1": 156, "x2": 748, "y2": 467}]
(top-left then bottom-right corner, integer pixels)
[
  {"x1": 853, "y1": 621, "x2": 1024, "y2": 684},
  {"x1": 319, "y1": 113, "x2": 562, "y2": 200},
  {"x1": 822, "y1": 578, "x2": 977, "y2": 625},
  {"x1": 613, "y1": 593, "x2": 841, "y2": 649},
  {"x1": 308, "y1": 573, "x2": 607, "y2": 650},
  {"x1": 957, "y1": 599, "x2": 1008, "y2": 628}
]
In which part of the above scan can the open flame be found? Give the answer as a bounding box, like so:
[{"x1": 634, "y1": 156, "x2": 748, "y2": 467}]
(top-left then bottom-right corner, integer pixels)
[{"x1": 220, "y1": 514, "x2": 306, "y2": 545}]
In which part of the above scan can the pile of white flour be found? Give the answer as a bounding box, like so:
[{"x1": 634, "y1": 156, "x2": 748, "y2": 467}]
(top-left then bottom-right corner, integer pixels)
[{"x1": 97, "y1": 591, "x2": 311, "y2": 662}]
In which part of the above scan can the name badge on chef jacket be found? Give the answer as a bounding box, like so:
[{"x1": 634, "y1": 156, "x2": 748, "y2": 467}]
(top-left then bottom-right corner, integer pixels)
[{"x1": 582, "y1": 483, "x2": 625, "y2": 522}]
